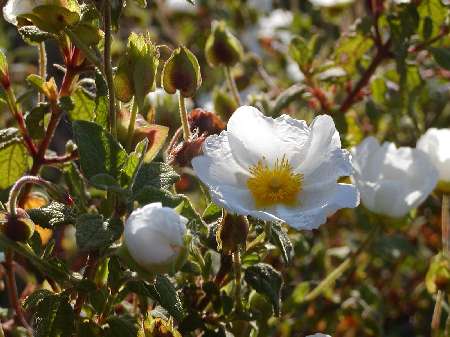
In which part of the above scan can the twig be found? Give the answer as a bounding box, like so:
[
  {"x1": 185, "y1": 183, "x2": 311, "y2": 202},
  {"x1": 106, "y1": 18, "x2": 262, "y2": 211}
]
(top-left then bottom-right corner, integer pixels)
[
  {"x1": 103, "y1": 0, "x2": 117, "y2": 139},
  {"x1": 224, "y1": 66, "x2": 241, "y2": 106}
]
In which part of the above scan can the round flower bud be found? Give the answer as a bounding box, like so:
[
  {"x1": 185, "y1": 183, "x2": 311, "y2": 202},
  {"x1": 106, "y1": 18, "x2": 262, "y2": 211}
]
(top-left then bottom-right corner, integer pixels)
[
  {"x1": 212, "y1": 87, "x2": 238, "y2": 120},
  {"x1": 122, "y1": 203, "x2": 189, "y2": 276},
  {"x1": 216, "y1": 212, "x2": 249, "y2": 254},
  {"x1": 161, "y1": 46, "x2": 202, "y2": 98},
  {"x1": 141, "y1": 317, "x2": 182, "y2": 337},
  {"x1": 0, "y1": 208, "x2": 35, "y2": 242},
  {"x1": 205, "y1": 21, "x2": 243, "y2": 67}
]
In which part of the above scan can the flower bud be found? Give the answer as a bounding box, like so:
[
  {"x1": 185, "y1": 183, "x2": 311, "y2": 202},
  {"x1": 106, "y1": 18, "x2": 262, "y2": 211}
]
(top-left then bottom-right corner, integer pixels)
[
  {"x1": 161, "y1": 46, "x2": 202, "y2": 98},
  {"x1": 3, "y1": 0, "x2": 81, "y2": 32},
  {"x1": 426, "y1": 253, "x2": 450, "y2": 294},
  {"x1": 0, "y1": 208, "x2": 35, "y2": 242},
  {"x1": 216, "y1": 212, "x2": 248, "y2": 254},
  {"x1": 205, "y1": 21, "x2": 243, "y2": 67},
  {"x1": 188, "y1": 108, "x2": 225, "y2": 136},
  {"x1": 212, "y1": 87, "x2": 238, "y2": 120},
  {"x1": 121, "y1": 203, "x2": 189, "y2": 276},
  {"x1": 167, "y1": 133, "x2": 206, "y2": 168},
  {"x1": 114, "y1": 33, "x2": 159, "y2": 109}
]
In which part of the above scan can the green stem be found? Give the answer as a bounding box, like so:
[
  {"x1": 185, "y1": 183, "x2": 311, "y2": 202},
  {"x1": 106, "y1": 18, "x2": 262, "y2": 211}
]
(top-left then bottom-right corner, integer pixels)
[
  {"x1": 431, "y1": 193, "x2": 449, "y2": 333},
  {"x1": 126, "y1": 100, "x2": 138, "y2": 152},
  {"x1": 233, "y1": 247, "x2": 243, "y2": 313},
  {"x1": 38, "y1": 42, "x2": 47, "y2": 103},
  {"x1": 224, "y1": 66, "x2": 241, "y2": 106},
  {"x1": 303, "y1": 224, "x2": 380, "y2": 302},
  {"x1": 178, "y1": 91, "x2": 191, "y2": 141},
  {"x1": 103, "y1": 0, "x2": 117, "y2": 139}
]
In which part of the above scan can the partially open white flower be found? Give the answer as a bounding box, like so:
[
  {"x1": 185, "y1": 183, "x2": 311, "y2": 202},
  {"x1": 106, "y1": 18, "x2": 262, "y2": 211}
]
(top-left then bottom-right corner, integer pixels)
[
  {"x1": 352, "y1": 137, "x2": 438, "y2": 218},
  {"x1": 309, "y1": 0, "x2": 354, "y2": 7},
  {"x1": 3, "y1": 0, "x2": 46, "y2": 25},
  {"x1": 123, "y1": 202, "x2": 188, "y2": 275},
  {"x1": 192, "y1": 106, "x2": 359, "y2": 230},
  {"x1": 417, "y1": 128, "x2": 450, "y2": 189}
]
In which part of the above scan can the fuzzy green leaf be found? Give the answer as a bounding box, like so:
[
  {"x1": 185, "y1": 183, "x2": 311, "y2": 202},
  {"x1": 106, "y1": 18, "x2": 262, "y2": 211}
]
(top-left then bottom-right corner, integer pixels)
[{"x1": 75, "y1": 214, "x2": 123, "y2": 252}]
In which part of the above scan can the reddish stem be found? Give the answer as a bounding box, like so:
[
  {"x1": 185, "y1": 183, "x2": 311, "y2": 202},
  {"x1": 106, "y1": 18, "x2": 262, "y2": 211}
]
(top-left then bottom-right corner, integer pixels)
[{"x1": 339, "y1": 40, "x2": 391, "y2": 113}]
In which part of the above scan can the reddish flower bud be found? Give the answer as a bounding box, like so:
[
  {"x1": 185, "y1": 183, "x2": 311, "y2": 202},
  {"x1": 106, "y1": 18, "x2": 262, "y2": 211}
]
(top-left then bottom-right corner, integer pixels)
[
  {"x1": 0, "y1": 208, "x2": 35, "y2": 242},
  {"x1": 167, "y1": 134, "x2": 206, "y2": 167},
  {"x1": 188, "y1": 108, "x2": 225, "y2": 136}
]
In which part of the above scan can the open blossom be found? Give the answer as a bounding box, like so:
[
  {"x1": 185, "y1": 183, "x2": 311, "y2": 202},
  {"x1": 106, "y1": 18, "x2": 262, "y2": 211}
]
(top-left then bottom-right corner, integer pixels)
[
  {"x1": 417, "y1": 128, "x2": 450, "y2": 191},
  {"x1": 192, "y1": 106, "x2": 359, "y2": 230},
  {"x1": 352, "y1": 137, "x2": 438, "y2": 218},
  {"x1": 124, "y1": 203, "x2": 188, "y2": 274}
]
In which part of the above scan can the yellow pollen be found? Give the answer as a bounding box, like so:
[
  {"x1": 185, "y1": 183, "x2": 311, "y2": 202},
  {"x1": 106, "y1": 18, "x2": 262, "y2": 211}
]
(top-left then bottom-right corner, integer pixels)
[{"x1": 246, "y1": 156, "x2": 303, "y2": 208}]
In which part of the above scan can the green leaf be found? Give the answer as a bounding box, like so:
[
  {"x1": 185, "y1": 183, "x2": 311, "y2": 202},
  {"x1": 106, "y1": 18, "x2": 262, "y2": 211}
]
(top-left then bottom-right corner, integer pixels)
[
  {"x1": 429, "y1": 47, "x2": 450, "y2": 70},
  {"x1": 27, "y1": 201, "x2": 76, "y2": 229},
  {"x1": 202, "y1": 203, "x2": 222, "y2": 223},
  {"x1": 105, "y1": 316, "x2": 138, "y2": 337},
  {"x1": 24, "y1": 103, "x2": 48, "y2": 139},
  {"x1": 418, "y1": 0, "x2": 447, "y2": 39},
  {"x1": 288, "y1": 36, "x2": 313, "y2": 71},
  {"x1": 269, "y1": 222, "x2": 293, "y2": 265},
  {"x1": 132, "y1": 162, "x2": 180, "y2": 194},
  {"x1": 0, "y1": 138, "x2": 30, "y2": 189},
  {"x1": 24, "y1": 291, "x2": 74, "y2": 337},
  {"x1": 75, "y1": 214, "x2": 123, "y2": 252},
  {"x1": 244, "y1": 263, "x2": 283, "y2": 316},
  {"x1": 18, "y1": 26, "x2": 54, "y2": 44},
  {"x1": 27, "y1": 74, "x2": 46, "y2": 92},
  {"x1": 120, "y1": 138, "x2": 148, "y2": 189},
  {"x1": 72, "y1": 120, "x2": 128, "y2": 179},
  {"x1": 132, "y1": 0, "x2": 147, "y2": 7},
  {"x1": 151, "y1": 275, "x2": 185, "y2": 321},
  {"x1": 334, "y1": 33, "x2": 373, "y2": 75},
  {"x1": 0, "y1": 50, "x2": 8, "y2": 77},
  {"x1": 94, "y1": 70, "x2": 109, "y2": 127},
  {"x1": 65, "y1": 88, "x2": 96, "y2": 121},
  {"x1": 89, "y1": 174, "x2": 124, "y2": 193},
  {"x1": 271, "y1": 84, "x2": 305, "y2": 117}
]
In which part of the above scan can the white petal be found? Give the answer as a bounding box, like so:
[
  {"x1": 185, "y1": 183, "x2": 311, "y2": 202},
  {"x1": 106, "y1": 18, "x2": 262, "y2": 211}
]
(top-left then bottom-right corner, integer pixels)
[
  {"x1": 273, "y1": 183, "x2": 359, "y2": 230},
  {"x1": 227, "y1": 106, "x2": 309, "y2": 168},
  {"x1": 417, "y1": 128, "x2": 450, "y2": 182},
  {"x1": 192, "y1": 132, "x2": 250, "y2": 188}
]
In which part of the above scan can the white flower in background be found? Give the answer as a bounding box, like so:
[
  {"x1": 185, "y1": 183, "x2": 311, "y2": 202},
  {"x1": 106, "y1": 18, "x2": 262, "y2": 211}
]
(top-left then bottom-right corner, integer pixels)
[
  {"x1": 192, "y1": 106, "x2": 359, "y2": 230},
  {"x1": 258, "y1": 9, "x2": 293, "y2": 45},
  {"x1": 248, "y1": 0, "x2": 273, "y2": 13},
  {"x1": 124, "y1": 203, "x2": 188, "y2": 274},
  {"x1": 3, "y1": 0, "x2": 46, "y2": 25},
  {"x1": 352, "y1": 137, "x2": 438, "y2": 218},
  {"x1": 164, "y1": 0, "x2": 196, "y2": 13},
  {"x1": 417, "y1": 128, "x2": 450, "y2": 191},
  {"x1": 306, "y1": 334, "x2": 332, "y2": 337},
  {"x1": 309, "y1": 0, "x2": 354, "y2": 7}
]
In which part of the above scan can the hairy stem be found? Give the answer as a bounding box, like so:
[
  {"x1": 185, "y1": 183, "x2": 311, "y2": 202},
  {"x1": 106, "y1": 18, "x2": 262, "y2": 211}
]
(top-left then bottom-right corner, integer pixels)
[
  {"x1": 178, "y1": 91, "x2": 191, "y2": 141},
  {"x1": 103, "y1": 0, "x2": 117, "y2": 139},
  {"x1": 224, "y1": 66, "x2": 241, "y2": 106},
  {"x1": 233, "y1": 247, "x2": 243, "y2": 313},
  {"x1": 38, "y1": 42, "x2": 47, "y2": 103}
]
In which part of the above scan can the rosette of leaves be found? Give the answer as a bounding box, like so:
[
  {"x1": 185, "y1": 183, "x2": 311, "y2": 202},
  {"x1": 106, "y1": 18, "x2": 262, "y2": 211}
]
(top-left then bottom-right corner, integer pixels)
[{"x1": 114, "y1": 33, "x2": 160, "y2": 109}]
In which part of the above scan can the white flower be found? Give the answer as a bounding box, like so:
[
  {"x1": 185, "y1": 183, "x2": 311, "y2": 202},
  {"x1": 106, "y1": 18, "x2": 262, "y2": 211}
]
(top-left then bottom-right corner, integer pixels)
[
  {"x1": 165, "y1": 0, "x2": 196, "y2": 13},
  {"x1": 306, "y1": 334, "x2": 332, "y2": 337},
  {"x1": 124, "y1": 202, "x2": 188, "y2": 274},
  {"x1": 192, "y1": 106, "x2": 359, "y2": 230},
  {"x1": 258, "y1": 9, "x2": 293, "y2": 45},
  {"x1": 3, "y1": 0, "x2": 46, "y2": 25},
  {"x1": 352, "y1": 137, "x2": 438, "y2": 218},
  {"x1": 309, "y1": 0, "x2": 354, "y2": 7},
  {"x1": 417, "y1": 128, "x2": 450, "y2": 189}
]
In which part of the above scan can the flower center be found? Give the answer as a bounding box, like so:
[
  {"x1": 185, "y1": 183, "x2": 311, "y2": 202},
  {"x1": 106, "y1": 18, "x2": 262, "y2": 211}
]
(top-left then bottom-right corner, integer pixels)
[{"x1": 246, "y1": 156, "x2": 303, "y2": 208}]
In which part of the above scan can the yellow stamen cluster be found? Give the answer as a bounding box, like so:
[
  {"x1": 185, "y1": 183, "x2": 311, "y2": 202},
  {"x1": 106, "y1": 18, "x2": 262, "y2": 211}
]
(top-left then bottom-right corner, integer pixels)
[{"x1": 246, "y1": 156, "x2": 303, "y2": 208}]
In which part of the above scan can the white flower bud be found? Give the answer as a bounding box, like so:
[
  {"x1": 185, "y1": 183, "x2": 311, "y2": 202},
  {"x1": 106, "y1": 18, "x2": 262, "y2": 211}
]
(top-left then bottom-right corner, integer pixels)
[{"x1": 123, "y1": 202, "x2": 188, "y2": 275}]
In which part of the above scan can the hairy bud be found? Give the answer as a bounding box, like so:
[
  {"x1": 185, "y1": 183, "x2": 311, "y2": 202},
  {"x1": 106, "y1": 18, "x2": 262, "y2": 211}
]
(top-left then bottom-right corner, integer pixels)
[
  {"x1": 216, "y1": 212, "x2": 249, "y2": 254},
  {"x1": 0, "y1": 208, "x2": 35, "y2": 242},
  {"x1": 205, "y1": 21, "x2": 243, "y2": 67}
]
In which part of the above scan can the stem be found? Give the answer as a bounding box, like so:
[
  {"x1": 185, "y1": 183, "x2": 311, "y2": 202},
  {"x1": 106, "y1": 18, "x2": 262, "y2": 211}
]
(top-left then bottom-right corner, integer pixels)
[
  {"x1": 126, "y1": 100, "x2": 138, "y2": 152},
  {"x1": 178, "y1": 91, "x2": 191, "y2": 141},
  {"x1": 103, "y1": 0, "x2": 117, "y2": 139},
  {"x1": 74, "y1": 254, "x2": 97, "y2": 316},
  {"x1": 233, "y1": 247, "x2": 243, "y2": 313},
  {"x1": 4, "y1": 88, "x2": 37, "y2": 156},
  {"x1": 339, "y1": 40, "x2": 391, "y2": 113},
  {"x1": 4, "y1": 250, "x2": 33, "y2": 336},
  {"x1": 431, "y1": 193, "x2": 449, "y2": 332},
  {"x1": 64, "y1": 28, "x2": 103, "y2": 71},
  {"x1": 224, "y1": 66, "x2": 241, "y2": 106},
  {"x1": 303, "y1": 224, "x2": 380, "y2": 302},
  {"x1": 38, "y1": 42, "x2": 47, "y2": 103}
]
